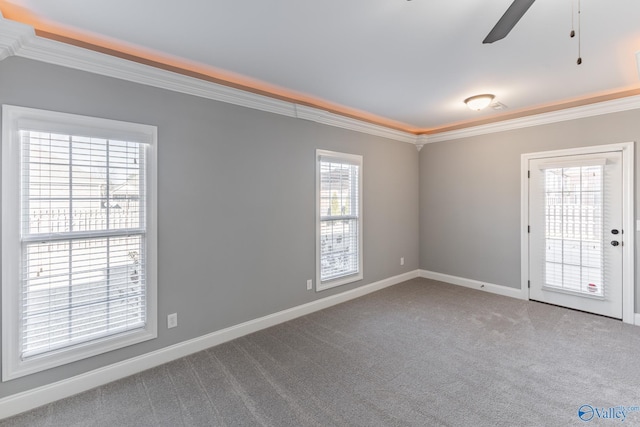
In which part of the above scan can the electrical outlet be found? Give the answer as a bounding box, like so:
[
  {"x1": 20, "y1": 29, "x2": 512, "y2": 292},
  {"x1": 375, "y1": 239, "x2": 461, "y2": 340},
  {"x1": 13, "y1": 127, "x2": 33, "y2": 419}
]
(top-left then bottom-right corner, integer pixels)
[
  {"x1": 306, "y1": 279, "x2": 313, "y2": 290},
  {"x1": 400, "y1": 257, "x2": 405, "y2": 266},
  {"x1": 167, "y1": 313, "x2": 178, "y2": 329}
]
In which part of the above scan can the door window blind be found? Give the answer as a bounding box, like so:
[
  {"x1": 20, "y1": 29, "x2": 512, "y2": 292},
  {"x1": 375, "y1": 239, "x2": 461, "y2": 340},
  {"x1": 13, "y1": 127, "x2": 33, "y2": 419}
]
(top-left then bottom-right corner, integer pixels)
[
  {"x1": 543, "y1": 164, "x2": 604, "y2": 296},
  {"x1": 20, "y1": 130, "x2": 147, "y2": 359}
]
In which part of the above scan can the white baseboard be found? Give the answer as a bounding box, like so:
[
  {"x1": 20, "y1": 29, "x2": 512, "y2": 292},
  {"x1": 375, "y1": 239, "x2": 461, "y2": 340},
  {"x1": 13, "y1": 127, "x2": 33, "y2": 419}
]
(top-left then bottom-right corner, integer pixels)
[
  {"x1": 421, "y1": 270, "x2": 640, "y2": 326},
  {"x1": 0, "y1": 270, "x2": 419, "y2": 420},
  {"x1": 419, "y1": 269, "x2": 528, "y2": 300}
]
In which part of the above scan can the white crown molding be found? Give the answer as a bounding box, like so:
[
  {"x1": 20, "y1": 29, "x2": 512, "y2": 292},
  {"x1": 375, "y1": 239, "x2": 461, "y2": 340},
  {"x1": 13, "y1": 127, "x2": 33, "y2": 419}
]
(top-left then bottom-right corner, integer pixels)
[
  {"x1": 425, "y1": 95, "x2": 640, "y2": 143},
  {"x1": 294, "y1": 105, "x2": 417, "y2": 144},
  {"x1": 415, "y1": 134, "x2": 429, "y2": 151},
  {"x1": 0, "y1": 13, "x2": 33, "y2": 61},
  {"x1": 3, "y1": 13, "x2": 637, "y2": 149},
  {"x1": 0, "y1": 13, "x2": 418, "y2": 145}
]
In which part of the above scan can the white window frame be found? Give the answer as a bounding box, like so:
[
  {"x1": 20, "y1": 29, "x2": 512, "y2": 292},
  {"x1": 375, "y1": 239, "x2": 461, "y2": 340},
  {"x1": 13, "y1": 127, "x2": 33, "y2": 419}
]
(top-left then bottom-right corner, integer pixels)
[
  {"x1": 2, "y1": 105, "x2": 158, "y2": 381},
  {"x1": 316, "y1": 149, "x2": 363, "y2": 291}
]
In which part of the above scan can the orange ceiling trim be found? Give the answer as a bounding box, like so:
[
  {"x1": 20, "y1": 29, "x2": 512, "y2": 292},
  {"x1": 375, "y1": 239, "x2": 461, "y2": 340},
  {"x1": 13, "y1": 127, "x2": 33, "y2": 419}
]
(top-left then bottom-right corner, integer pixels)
[
  {"x1": 2, "y1": 3, "x2": 640, "y2": 138},
  {"x1": 35, "y1": 30, "x2": 418, "y2": 134},
  {"x1": 420, "y1": 87, "x2": 640, "y2": 135},
  {"x1": 0, "y1": 1, "x2": 416, "y2": 133}
]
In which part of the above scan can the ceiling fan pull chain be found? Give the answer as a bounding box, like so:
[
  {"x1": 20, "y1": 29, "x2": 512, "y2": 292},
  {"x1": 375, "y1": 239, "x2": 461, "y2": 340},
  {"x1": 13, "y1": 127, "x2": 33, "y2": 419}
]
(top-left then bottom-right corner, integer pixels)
[
  {"x1": 570, "y1": 0, "x2": 575, "y2": 38},
  {"x1": 577, "y1": 0, "x2": 582, "y2": 64}
]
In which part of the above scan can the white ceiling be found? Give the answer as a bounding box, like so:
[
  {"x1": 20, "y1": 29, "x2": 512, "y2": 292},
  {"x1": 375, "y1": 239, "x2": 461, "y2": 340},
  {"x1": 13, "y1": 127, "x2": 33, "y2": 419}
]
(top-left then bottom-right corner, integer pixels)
[{"x1": 2, "y1": 0, "x2": 640, "y2": 132}]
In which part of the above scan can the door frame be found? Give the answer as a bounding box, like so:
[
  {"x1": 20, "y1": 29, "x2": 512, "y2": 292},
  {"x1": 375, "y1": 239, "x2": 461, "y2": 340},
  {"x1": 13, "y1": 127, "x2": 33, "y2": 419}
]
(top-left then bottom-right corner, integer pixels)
[{"x1": 521, "y1": 142, "x2": 635, "y2": 324}]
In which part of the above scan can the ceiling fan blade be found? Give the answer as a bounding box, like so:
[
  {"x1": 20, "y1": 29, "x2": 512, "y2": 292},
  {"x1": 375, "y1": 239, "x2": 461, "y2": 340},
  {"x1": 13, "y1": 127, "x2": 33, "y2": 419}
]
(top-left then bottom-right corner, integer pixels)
[{"x1": 483, "y1": 0, "x2": 536, "y2": 44}]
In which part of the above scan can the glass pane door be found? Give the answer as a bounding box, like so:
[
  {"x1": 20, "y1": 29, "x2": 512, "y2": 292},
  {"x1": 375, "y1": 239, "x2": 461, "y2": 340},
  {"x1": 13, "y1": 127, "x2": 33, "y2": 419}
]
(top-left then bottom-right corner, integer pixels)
[{"x1": 544, "y1": 165, "x2": 603, "y2": 296}]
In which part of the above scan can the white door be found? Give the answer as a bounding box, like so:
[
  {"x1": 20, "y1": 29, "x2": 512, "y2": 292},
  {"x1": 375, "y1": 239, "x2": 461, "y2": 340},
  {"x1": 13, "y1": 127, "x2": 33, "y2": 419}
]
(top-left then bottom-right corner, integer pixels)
[{"x1": 529, "y1": 151, "x2": 623, "y2": 319}]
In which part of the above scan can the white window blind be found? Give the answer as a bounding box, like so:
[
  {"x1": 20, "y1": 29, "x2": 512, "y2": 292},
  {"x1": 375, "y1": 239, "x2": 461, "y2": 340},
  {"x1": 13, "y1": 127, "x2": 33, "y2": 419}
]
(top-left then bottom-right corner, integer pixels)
[
  {"x1": 21, "y1": 131, "x2": 147, "y2": 358},
  {"x1": 543, "y1": 164, "x2": 604, "y2": 296},
  {"x1": 2, "y1": 105, "x2": 157, "y2": 380},
  {"x1": 316, "y1": 150, "x2": 362, "y2": 290}
]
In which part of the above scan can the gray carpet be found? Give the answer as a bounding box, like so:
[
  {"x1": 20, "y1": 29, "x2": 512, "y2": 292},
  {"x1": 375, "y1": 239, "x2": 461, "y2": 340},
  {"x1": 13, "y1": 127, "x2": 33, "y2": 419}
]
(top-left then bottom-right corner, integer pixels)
[{"x1": 3, "y1": 278, "x2": 640, "y2": 426}]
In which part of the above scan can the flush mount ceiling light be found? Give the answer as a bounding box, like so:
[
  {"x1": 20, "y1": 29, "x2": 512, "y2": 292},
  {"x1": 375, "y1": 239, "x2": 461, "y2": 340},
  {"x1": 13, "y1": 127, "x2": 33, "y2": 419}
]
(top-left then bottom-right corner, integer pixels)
[{"x1": 464, "y1": 94, "x2": 495, "y2": 111}]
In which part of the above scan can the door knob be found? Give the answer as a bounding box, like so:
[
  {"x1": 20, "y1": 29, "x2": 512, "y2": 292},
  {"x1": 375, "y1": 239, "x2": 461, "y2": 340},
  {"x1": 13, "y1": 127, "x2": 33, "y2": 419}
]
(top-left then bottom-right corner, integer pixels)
[
  {"x1": 611, "y1": 241, "x2": 620, "y2": 247},
  {"x1": 611, "y1": 229, "x2": 620, "y2": 235}
]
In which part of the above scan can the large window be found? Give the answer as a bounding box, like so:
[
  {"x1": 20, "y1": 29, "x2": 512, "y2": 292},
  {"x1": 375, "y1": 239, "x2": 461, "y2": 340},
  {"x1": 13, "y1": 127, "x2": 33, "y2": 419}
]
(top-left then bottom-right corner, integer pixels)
[
  {"x1": 316, "y1": 150, "x2": 362, "y2": 291},
  {"x1": 2, "y1": 105, "x2": 157, "y2": 380}
]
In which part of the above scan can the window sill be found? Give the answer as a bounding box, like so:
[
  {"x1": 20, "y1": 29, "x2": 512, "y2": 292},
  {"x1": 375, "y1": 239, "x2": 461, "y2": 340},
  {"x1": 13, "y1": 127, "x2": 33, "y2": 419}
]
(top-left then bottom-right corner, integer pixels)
[{"x1": 316, "y1": 273, "x2": 363, "y2": 292}]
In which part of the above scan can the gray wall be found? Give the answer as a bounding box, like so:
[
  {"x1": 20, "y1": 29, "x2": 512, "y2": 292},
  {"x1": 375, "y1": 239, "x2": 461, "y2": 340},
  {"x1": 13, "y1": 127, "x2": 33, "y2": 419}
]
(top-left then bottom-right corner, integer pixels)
[
  {"x1": 419, "y1": 110, "x2": 640, "y2": 308},
  {"x1": 0, "y1": 57, "x2": 420, "y2": 399}
]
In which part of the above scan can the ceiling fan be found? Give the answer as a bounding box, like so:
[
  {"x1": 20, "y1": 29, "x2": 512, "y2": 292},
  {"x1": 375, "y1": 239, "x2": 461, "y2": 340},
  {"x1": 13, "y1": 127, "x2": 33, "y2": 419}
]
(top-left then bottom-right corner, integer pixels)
[{"x1": 483, "y1": 0, "x2": 536, "y2": 44}]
